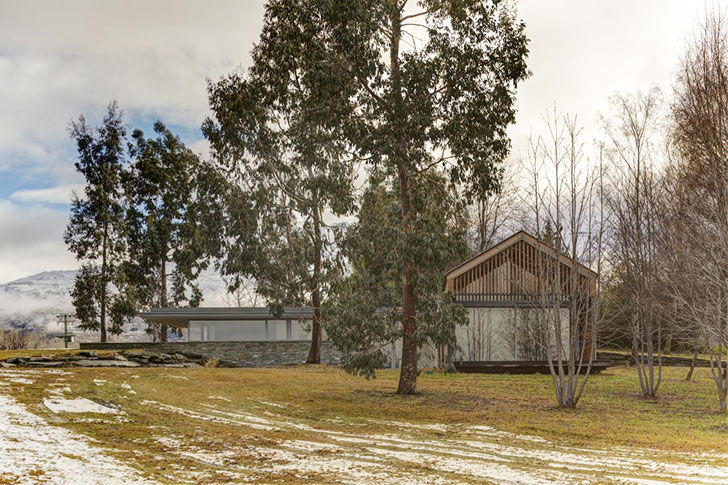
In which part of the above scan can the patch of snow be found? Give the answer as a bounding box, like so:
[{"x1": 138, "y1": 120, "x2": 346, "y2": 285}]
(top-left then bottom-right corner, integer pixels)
[
  {"x1": 6, "y1": 377, "x2": 34, "y2": 385},
  {"x1": 44, "y1": 398, "x2": 121, "y2": 414},
  {"x1": 467, "y1": 424, "x2": 549, "y2": 443},
  {"x1": 0, "y1": 387, "x2": 151, "y2": 483},
  {"x1": 47, "y1": 385, "x2": 72, "y2": 397},
  {"x1": 253, "y1": 399, "x2": 285, "y2": 408},
  {"x1": 208, "y1": 395, "x2": 231, "y2": 402}
]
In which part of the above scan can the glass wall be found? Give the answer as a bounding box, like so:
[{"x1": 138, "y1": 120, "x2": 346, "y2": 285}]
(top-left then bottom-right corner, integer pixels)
[
  {"x1": 290, "y1": 319, "x2": 312, "y2": 340},
  {"x1": 188, "y1": 319, "x2": 314, "y2": 342},
  {"x1": 267, "y1": 320, "x2": 288, "y2": 340},
  {"x1": 454, "y1": 307, "x2": 570, "y2": 361}
]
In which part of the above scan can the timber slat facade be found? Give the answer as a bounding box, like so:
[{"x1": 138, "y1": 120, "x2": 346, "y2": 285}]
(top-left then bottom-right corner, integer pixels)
[
  {"x1": 445, "y1": 232, "x2": 597, "y2": 304},
  {"x1": 443, "y1": 231, "x2": 599, "y2": 368}
]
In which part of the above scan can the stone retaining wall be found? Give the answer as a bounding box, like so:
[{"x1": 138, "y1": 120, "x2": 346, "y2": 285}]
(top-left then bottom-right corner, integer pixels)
[{"x1": 79, "y1": 340, "x2": 342, "y2": 368}]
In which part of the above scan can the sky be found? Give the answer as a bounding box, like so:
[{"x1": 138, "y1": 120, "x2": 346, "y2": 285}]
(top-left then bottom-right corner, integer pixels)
[{"x1": 0, "y1": 0, "x2": 712, "y2": 284}]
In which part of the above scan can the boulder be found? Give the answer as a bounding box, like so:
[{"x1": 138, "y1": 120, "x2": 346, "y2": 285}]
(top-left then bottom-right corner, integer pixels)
[
  {"x1": 148, "y1": 353, "x2": 173, "y2": 364},
  {"x1": 73, "y1": 359, "x2": 141, "y2": 367},
  {"x1": 28, "y1": 356, "x2": 53, "y2": 362},
  {"x1": 26, "y1": 361, "x2": 67, "y2": 368}
]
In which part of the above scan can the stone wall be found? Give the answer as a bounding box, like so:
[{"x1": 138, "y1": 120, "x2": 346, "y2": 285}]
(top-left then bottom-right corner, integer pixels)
[{"x1": 79, "y1": 340, "x2": 342, "y2": 368}]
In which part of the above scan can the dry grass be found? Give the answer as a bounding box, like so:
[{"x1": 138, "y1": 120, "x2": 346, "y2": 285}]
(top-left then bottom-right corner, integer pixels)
[{"x1": 3, "y1": 363, "x2": 727, "y2": 483}]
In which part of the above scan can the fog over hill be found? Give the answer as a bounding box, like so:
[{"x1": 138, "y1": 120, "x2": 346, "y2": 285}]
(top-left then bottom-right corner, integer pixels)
[{"x1": 0, "y1": 269, "x2": 232, "y2": 342}]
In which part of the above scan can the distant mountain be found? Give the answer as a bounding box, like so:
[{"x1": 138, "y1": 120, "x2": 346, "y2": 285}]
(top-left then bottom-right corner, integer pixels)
[{"x1": 0, "y1": 269, "x2": 232, "y2": 342}]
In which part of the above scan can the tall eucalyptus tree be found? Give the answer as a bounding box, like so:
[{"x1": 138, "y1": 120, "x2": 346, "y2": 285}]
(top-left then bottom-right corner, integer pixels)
[
  {"x1": 203, "y1": 8, "x2": 357, "y2": 362},
  {"x1": 65, "y1": 102, "x2": 133, "y2": 342},
  {"x1": 236, "y1": 0, "x2": 528, "y2": 392},
  {"x1": 124, "y1": 122, "x2": 208, "y2": 342}
]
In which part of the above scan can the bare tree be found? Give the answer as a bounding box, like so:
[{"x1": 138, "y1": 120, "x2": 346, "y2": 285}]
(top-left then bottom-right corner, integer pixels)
[
  {"x1": 521, "y1": 109, "x2": 605, "y2": 408},
  {"x1": 668, "y1": 9, "x2": 728, "y2": 411},
  {"x1": 468, "y1": 160, "x2": 522, "y2": 252},
  {"x1": 602, "y1": 88, "x2": 667, "y2": 398},
  {"x1": 222, "y1": 277, "x2": 261, "y2": 308}
]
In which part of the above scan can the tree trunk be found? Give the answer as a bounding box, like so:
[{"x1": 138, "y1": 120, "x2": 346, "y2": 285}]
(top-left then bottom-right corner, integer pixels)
[
  {"x1": 99, "y1": 221, "x2": 108, "y2": 343},
  {"x1": 398, "y1": 274, "x2": 418, "y2": 394},
  {"x1": 686, "y1": 349, "x2": 699, "y2": 381},
  {"x1": 160, "y1": 258, "x2": 168, "y2": 343},
  {"x1": 306, "y1": 208, "x2": 322, "y2": 364},
  {"x1": 388, "y1": 7, "x2": 418, "y2": 395}
]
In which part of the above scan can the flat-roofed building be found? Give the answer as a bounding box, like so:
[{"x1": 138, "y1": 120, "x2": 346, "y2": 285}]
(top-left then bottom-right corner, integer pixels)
[{"x1": 140, "y1": 307, "x2": 316, "y2": 342}]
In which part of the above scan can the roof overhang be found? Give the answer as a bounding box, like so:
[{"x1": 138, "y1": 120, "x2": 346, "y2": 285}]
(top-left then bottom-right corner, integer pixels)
[{"x1": 139, "y1": 307, "x2": 314, "y2": 329}]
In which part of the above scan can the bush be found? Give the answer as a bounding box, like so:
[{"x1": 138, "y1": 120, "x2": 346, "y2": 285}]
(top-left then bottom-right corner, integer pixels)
[{"x1": 0, "y1": 329, "x2": 47, "y2": 350}]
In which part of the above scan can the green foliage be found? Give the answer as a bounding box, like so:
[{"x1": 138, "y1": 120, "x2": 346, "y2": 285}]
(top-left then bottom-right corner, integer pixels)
[
  {"x1": 64, "y1": 102, "x2": 134, "y2": 337},
  {"x1": 238, "y1": 0, "x2": 528, "y2": 387},
  {"x1": 66, "y1": 104, "x2": 207, "y2": 340},
  {"x1": 325, "y1": 176, "x2": 469, "y2": 378},
  {"x1": 202, "y1": 1, "x2": 357, "y2": 328},
  {"x1": 124, "y1": 121, "x2": 208, "y2": 330}
]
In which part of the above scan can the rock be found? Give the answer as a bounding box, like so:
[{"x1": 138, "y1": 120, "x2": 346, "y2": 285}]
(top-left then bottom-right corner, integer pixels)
[
  {"x1": 73, "y1": 360, "x2": 141, "y2": 368},
  {"x1": 173, "y1": 353, "x2": 187, "y2": 362},
  {"x1": 182, "y1": 362, "x2": 202, "y2": 368},
  {"x1": 26, "y1": 361, "x2": 67, "y2": 368},
  {"x1": 0, "y1": 362, "x2": 17, "y2": 368},
  {"x1": 120, "y1": 350, "x2": 144, "y2": 357},
  {"x1": 179, "y1": 352, "x2": 206, "y2": 360},
  {"x1": 28, "y1": 356, "x2": 53, "y2": 362},
  {"x1": 5, "y1": 357, "x2": 21, "y2": 365},
  {"x1": 113, "y1": 355, "x2": 128, "y2": 361},
  {"x1": 60, "y1": 355, "x2": 83, "y2": 361},
  {"x1": 78, "y1": 351, "x2": 98, "y2": 358},
  {"x1": 148, "y1": 353, "x2": 173, "y2": 364}
]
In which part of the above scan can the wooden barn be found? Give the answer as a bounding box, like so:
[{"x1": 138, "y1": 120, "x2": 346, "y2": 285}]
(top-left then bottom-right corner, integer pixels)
[{"x1": 442, "y1": 231, "x2": 598, "y2": 372}]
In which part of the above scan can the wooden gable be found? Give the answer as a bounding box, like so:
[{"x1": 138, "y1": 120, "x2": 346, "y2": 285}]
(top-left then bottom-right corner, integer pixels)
[{"x1": 444, "y1": 231, "x2": 597, "y2": 304}]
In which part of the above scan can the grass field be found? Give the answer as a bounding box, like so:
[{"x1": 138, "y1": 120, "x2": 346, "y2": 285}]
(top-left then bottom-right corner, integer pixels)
[{"x1": 1, "y1": 356, "x2": 727, "y2": 483}]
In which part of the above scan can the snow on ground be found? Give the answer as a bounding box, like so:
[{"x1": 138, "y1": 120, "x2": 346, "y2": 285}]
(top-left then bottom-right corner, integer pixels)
[
  {"x1": 43, "y1": 397, "x2": 121, "y2": 414},
  {"x1": 1, "y1": 369, "x2": 727, "y2": 484},
  {"x1": 0, "y1": 371, "x2": 152, "y2": 485},
  {"x1": 143, "y1": 396, "x2": 728, "y2": 484}
]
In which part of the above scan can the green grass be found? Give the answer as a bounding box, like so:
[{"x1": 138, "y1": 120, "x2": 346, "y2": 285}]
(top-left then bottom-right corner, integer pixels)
[
  {"x1": 0, "y1": 348, "x2": 84, "y2": 359},
  {"x1": 4, "y1": 363, "x2": 727, "y2": 483},
  {"x1": 600, "y1": 348, "x2": 714, "y2": 361}
]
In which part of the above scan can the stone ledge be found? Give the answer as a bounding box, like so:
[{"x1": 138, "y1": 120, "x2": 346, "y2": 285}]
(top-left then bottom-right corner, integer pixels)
[{"x1": 79, "y1": 341, "x2": 342, "y2": 368}]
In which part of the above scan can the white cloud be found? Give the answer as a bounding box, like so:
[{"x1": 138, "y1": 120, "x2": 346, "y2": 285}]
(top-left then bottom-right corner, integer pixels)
[
  {"x1": 0, "y1": 0, "x2": 719, "y2": 284},
  {"x1": 10, "y1": 184, "x2": 83, "y2": 205},
  {"x1": 0, "y1": 200, "x2": 77, "y2": 284},
  {"x1": 0, "y1": 0, "x2": 265, "y2": 177},
  {"x1": 509, "y1": 0, "x2": 706, "y2": 155}
]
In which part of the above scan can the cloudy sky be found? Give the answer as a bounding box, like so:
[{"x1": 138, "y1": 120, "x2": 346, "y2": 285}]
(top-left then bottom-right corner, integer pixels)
[{"x1": 0, "y1": 0, "x2": 711, "y2": 284}]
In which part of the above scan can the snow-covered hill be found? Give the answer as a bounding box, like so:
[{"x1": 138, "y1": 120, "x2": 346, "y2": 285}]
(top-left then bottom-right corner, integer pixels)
[{"x1": 0, "y1": 269, "x2": 232, "y2": 341}]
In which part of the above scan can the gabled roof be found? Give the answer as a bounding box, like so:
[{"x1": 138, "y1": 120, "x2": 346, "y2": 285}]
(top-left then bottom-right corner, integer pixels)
[{"x1": 445, "y1": 230, "x2": 598, "y2": 281}]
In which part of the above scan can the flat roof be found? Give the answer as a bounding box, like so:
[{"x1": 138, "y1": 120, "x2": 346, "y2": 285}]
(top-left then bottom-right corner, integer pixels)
[{"x1": 139, "y1": 306, "x2": 313, "y2": 329}]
